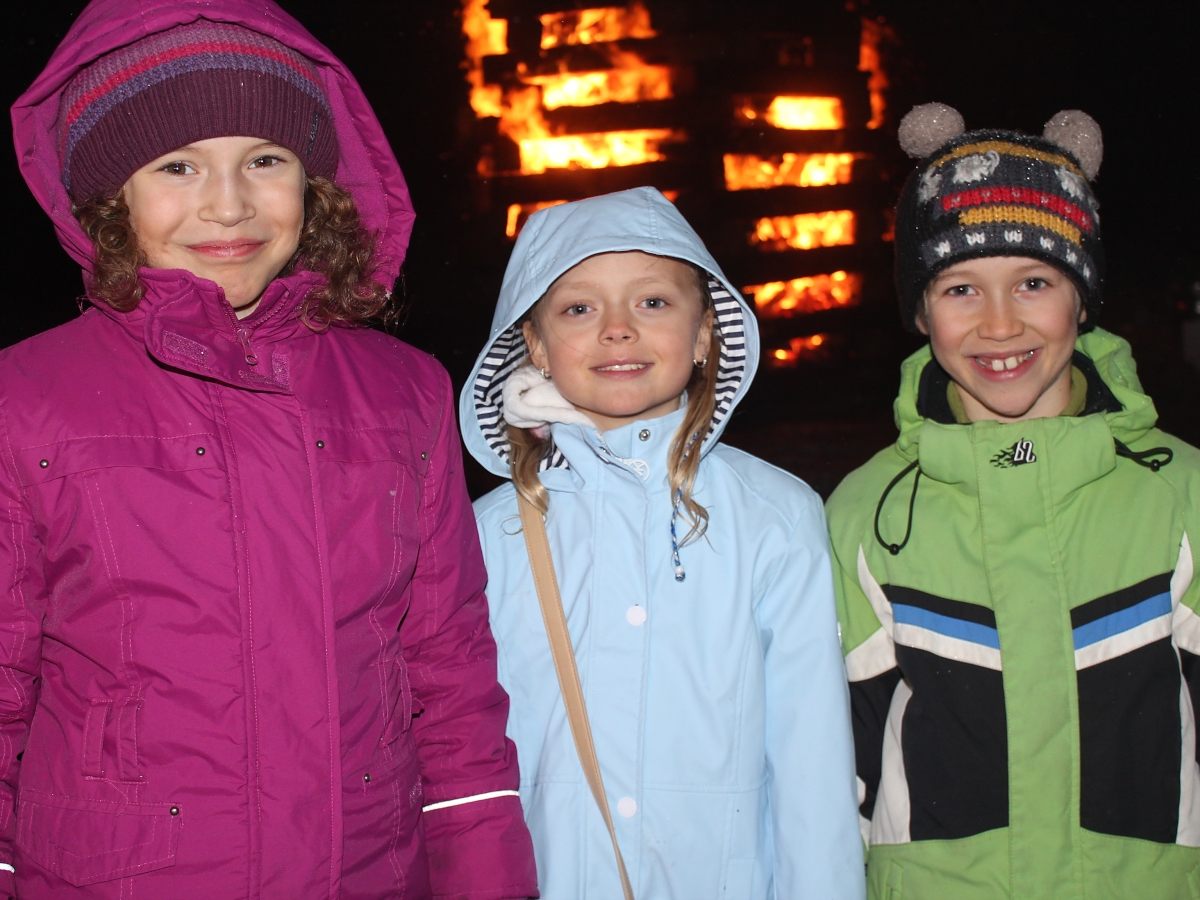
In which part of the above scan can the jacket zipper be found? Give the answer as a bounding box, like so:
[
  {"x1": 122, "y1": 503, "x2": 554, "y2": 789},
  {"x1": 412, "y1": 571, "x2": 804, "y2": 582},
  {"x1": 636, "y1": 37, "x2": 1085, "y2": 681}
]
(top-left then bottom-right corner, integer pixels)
[{"x1": 224, "y1": 304, "x2": 260, "y2": 366}]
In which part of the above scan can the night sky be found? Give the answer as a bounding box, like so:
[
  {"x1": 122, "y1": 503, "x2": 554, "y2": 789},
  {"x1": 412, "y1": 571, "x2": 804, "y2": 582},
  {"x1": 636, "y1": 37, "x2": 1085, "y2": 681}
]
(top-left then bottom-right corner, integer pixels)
[{"x1": 5, "y1": 0, "x2": 1198, "y2": 494}]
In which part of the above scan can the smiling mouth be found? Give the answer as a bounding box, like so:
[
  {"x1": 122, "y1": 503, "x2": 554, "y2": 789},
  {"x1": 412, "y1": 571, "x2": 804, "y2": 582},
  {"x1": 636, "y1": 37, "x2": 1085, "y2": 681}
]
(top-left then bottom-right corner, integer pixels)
[
  {"x1": 188, "y1": 241, "x2": 264, "y2": 258},
  {"x1": 975, "y1": 350, "x2": 1036, "y2": 372},
  {"x1": 595, "y1": 363, "x2": 648, "y2": 372}
]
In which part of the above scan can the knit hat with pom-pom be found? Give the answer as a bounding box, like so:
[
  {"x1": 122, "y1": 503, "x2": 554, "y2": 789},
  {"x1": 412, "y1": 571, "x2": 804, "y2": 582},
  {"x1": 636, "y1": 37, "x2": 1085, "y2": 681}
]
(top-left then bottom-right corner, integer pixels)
[{"x1": 893, "y1": 101, "x2": 1104, "y2": 332}]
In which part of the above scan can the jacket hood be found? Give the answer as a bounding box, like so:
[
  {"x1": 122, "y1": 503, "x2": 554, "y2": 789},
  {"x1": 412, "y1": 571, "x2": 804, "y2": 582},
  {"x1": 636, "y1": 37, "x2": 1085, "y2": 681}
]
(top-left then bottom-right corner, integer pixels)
[
  {"x1": 458, "y1": 186, "x2": 760, "y2": 479},
  {"x1": 11, "y1": 0, "x2": 414, "y2": 283},
  {"x1": 892, "y1": 326, "x2": 1158, "y2": 459}
]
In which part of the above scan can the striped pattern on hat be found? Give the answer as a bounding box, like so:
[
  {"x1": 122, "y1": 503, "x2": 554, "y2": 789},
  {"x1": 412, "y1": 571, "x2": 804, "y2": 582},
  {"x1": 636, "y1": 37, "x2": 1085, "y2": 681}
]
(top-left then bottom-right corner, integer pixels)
[
  {"x1": 58, "y1": 20, "x2": 336, "y2": 201},
  {"x1": 893, "y1": 105, "x2": 1104, "y2": 333}
]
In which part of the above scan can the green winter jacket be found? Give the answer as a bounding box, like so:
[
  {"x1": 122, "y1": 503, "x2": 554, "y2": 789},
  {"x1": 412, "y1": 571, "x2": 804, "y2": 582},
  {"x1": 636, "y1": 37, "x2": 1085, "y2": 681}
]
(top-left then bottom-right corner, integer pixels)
[{"x1": 826, "y1": 327, "x2": 1200, "y2": 900}]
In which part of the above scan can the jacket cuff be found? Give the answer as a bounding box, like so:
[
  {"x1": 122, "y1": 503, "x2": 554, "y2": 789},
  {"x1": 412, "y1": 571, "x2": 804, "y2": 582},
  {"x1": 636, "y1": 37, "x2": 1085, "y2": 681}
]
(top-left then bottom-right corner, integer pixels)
[{"x1": 423, "y1": 794, "x2": 538, "y2": 898}]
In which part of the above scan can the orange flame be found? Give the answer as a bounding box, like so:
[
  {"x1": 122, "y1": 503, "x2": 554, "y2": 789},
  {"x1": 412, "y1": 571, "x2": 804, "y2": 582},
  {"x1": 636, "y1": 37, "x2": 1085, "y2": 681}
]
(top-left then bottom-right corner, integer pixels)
[
  {"x1": 506, "y1": 200, "x2": 566, "y2": 238},
  {"x1": 745, "y1": 271, "x2": 862, "y2": 317},
  {"x1": 530, "y1": 50, "x2": 673, "y2": 109},
  {"x1": 738, "y1": 96, "x2": 844, "y2": 130},
  {"x1": 769, "y1": 333, "x2": 829, "y2": 366},
  {"x1": 511, "y1": 121, "x2": 680, "y2": 174},
  {"x1": 461, "y1": 0, "x2": 508, "y2": 118},
  {"x1": 496, "y1": 66, "x2": 680, "y2": 172},
  {"x1": 723, "y1": 153, "x2": 861, "y2": 190},
  {"x1": 540, "y1": 2, "x2": 655, "y2": 48},
  {"x1": 858, "y1": 15, "x2": 893, "y2": 129},
  {"x1": 751, "y1": 211, "x2": 856, "y2": 251},
  {"x1": 507, "y1": 189, "x2": 679, "y2": 238},
  {"x1": 465, "y1": 2, "x2": 677, "y2": 173}
]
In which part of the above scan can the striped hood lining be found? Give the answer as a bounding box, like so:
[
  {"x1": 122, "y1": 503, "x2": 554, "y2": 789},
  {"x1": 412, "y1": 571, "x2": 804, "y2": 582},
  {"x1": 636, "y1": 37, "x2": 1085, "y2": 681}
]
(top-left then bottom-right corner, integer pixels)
[{"x1": 470, "y1": 276, "x2": 749, "y2": 473}]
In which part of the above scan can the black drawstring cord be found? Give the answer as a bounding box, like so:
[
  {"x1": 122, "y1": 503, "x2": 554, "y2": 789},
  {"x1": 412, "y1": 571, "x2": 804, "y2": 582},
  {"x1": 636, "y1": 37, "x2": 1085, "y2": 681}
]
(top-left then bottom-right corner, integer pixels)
[
  {"x1": 873, "y1": 460, "x2": 922, "y2": 556},
  {"x1": 1114, "y1": 439, "x2": 1174, "y2": 472}
]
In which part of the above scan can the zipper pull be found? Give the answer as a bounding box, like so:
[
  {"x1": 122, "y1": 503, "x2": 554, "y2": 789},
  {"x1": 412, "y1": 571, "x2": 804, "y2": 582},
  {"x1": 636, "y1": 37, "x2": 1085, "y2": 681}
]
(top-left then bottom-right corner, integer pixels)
[{"x1": 235, "y1": 328, "x2": 259, "y2": 366}]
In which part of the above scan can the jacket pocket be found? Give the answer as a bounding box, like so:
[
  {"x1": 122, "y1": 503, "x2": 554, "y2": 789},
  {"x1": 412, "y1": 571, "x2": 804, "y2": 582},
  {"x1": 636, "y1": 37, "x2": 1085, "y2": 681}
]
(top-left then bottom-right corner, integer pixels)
[
  {"x1": 16, "y1": 790, "x2": 181, "y2": 886},
  {"x1": 13, "y1": 433, "x2": 226, "y2": 651},
  {"x1": 311, "y1": 426, "x2": 425, "y2": 609},
  {"x1": 379, "y1": 653, "x2": 419, "y2": 748},
  {"x1": 13, "y1": 433, "x2": 217, "y2": 486}
]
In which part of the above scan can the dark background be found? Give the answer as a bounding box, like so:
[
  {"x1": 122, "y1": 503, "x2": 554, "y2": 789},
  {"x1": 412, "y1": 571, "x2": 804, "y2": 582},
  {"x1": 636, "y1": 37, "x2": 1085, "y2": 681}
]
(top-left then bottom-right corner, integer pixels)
[{"x1": 7, "y1": 1, "x2": 1199, "y2": 497}]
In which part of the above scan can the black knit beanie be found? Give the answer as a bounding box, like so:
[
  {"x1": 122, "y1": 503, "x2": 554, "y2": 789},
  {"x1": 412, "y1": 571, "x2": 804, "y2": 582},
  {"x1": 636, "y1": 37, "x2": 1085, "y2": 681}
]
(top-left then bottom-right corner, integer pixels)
[{"x1": 893, "y1": 102, "x2": 1104, "y2": 332}]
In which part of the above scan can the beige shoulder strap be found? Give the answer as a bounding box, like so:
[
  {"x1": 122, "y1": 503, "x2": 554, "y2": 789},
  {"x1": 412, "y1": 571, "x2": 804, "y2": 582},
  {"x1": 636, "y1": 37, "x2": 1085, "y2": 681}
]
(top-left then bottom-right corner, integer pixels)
[{"x1": 517, "y1": 494, "x2": 635, "y2": 900}]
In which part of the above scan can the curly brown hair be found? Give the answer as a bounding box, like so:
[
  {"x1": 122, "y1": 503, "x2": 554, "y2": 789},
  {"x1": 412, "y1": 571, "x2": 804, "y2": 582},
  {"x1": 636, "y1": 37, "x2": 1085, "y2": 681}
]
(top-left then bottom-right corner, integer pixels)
[{"x1": 74, "y1": 176, "x2": 392, "y2": 326}]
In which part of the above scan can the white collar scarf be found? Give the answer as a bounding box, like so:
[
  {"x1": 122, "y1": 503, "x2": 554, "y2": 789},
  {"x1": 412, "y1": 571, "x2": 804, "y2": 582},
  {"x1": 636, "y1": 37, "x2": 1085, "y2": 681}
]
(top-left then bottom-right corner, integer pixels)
[{"x1": 501, "y1": 364, "x2": 597, "y2": 438}]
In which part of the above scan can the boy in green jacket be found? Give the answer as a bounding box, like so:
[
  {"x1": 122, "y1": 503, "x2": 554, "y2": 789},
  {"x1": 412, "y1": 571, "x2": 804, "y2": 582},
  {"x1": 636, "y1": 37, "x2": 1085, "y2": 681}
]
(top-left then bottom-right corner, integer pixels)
[{"x1": 826, "y1": 101, "x2": 1200, "y2": 899}]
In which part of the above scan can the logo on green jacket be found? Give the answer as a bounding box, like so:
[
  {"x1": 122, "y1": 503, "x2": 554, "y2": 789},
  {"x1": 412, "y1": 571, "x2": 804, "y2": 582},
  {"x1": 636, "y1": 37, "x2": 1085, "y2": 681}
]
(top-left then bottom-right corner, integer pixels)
[{"x1": 991, "y1": 438, "x2": 1037, "y2": 468}]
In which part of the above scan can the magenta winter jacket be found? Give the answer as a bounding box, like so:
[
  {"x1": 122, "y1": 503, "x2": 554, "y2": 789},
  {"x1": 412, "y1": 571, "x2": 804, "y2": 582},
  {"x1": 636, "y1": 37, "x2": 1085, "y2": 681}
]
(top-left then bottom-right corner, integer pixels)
[{"x1": 2, "y1": 1, "x2": 537, "y2": 897}]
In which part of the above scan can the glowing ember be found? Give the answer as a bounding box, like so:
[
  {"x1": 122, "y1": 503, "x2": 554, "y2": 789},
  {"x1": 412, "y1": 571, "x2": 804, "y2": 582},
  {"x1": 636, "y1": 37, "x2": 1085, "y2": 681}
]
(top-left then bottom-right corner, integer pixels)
[
  {"x1": 724, "y1": 153, "x2": 861, "y2": 190},
  {"x1": 738, "y1": 96, "x2": 844, "y2": 130},
  {"x1": 769, "y1": 333, "x2": 829, "y2": 366},
  {"x1": 751, "y1": 211, "x2": 856, "y2": 251},
  {"x1": 744, "y1": 272, "x2": 862, "y2": 317},
  {"x1": 540, "y1": 2, "x2": 655, "y2": 48}
]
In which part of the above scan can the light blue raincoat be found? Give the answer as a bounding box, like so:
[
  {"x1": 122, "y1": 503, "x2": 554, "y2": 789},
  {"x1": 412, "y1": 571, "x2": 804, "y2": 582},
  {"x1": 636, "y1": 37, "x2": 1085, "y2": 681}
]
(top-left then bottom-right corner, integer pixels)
[{"x1": 458, "y1": 187, "x2": 864, "y2": 898}]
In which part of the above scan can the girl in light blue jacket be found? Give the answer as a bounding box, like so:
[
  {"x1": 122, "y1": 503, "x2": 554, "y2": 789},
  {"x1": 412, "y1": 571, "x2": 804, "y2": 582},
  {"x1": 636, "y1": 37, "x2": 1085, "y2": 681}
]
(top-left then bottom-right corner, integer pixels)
[{"x1": 459, "y1": 186, "x2": 864, "y2": 899}]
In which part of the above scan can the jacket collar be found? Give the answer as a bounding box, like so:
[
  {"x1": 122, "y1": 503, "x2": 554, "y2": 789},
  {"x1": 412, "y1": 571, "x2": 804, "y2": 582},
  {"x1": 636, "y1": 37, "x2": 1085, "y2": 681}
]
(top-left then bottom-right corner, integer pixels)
[
  {"x1": 541, "y1": 405, "x2": 688, "y2": 495},
  {"x1": 913, "y1": 414, "x2": 1119, "y2": 499},
  {"x1": 95, "y1": 266, "x2": 322, "y2": 393},
  {"x1": 893, "y1": 327, "x2": 1159, "y2": 464}
]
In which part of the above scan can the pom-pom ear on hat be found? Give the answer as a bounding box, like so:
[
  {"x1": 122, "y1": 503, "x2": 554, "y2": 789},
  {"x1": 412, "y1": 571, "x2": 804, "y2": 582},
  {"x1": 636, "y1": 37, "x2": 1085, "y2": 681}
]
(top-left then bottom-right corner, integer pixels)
[
  {"x1": 1043, "y1": 109, "x2": 1103, "y2": 179},
  {"x1": 892, "y1": 101, "x2": 1105, "y2": 333},
  {"x1": 898, "y1": 102, "x2": 965, "y2": 159}
]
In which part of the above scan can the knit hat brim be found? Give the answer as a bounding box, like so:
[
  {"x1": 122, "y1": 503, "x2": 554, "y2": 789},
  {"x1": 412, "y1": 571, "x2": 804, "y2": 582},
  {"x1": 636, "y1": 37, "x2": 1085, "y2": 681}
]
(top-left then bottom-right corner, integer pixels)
[{"x1": 59, "y1": 21, "x2": 337, "y2": 202}]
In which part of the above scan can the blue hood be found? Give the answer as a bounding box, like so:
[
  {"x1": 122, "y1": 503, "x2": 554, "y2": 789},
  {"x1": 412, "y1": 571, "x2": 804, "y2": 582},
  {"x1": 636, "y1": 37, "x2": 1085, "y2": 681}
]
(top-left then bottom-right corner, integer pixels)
[{"x1": 458, "y1": 186, "x2": 761, "y2": 478}]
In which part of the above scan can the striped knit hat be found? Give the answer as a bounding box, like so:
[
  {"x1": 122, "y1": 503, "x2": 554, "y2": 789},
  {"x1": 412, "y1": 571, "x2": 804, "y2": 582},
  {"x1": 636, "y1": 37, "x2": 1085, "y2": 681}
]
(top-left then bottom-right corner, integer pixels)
[
  {"x1": 894, "y1": 102, "x2": 1104, "y2": 332},
  {"x1": 58, "y1": 20, "x2": 337, "y2": 202}
]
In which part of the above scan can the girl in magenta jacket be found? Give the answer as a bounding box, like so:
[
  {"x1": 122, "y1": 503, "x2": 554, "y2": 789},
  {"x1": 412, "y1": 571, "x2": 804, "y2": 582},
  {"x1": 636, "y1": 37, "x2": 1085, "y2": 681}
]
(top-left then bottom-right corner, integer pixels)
[{"x1": 2, "y1": 0, "x2": 536, "y2": 897}]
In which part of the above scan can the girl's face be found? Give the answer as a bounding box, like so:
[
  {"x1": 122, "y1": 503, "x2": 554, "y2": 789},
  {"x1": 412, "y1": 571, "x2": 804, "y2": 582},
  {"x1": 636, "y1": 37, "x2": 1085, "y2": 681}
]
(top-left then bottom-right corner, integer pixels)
[
  {"x1": 918, "y1": 255, "x2": 1084, "y2": 423},
  {"x1": 523, "y1": 251, "x2": 713, "y2": 432},
  {"x1": 122, "y1": 135, "x2": 306, "y2": 318}
]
